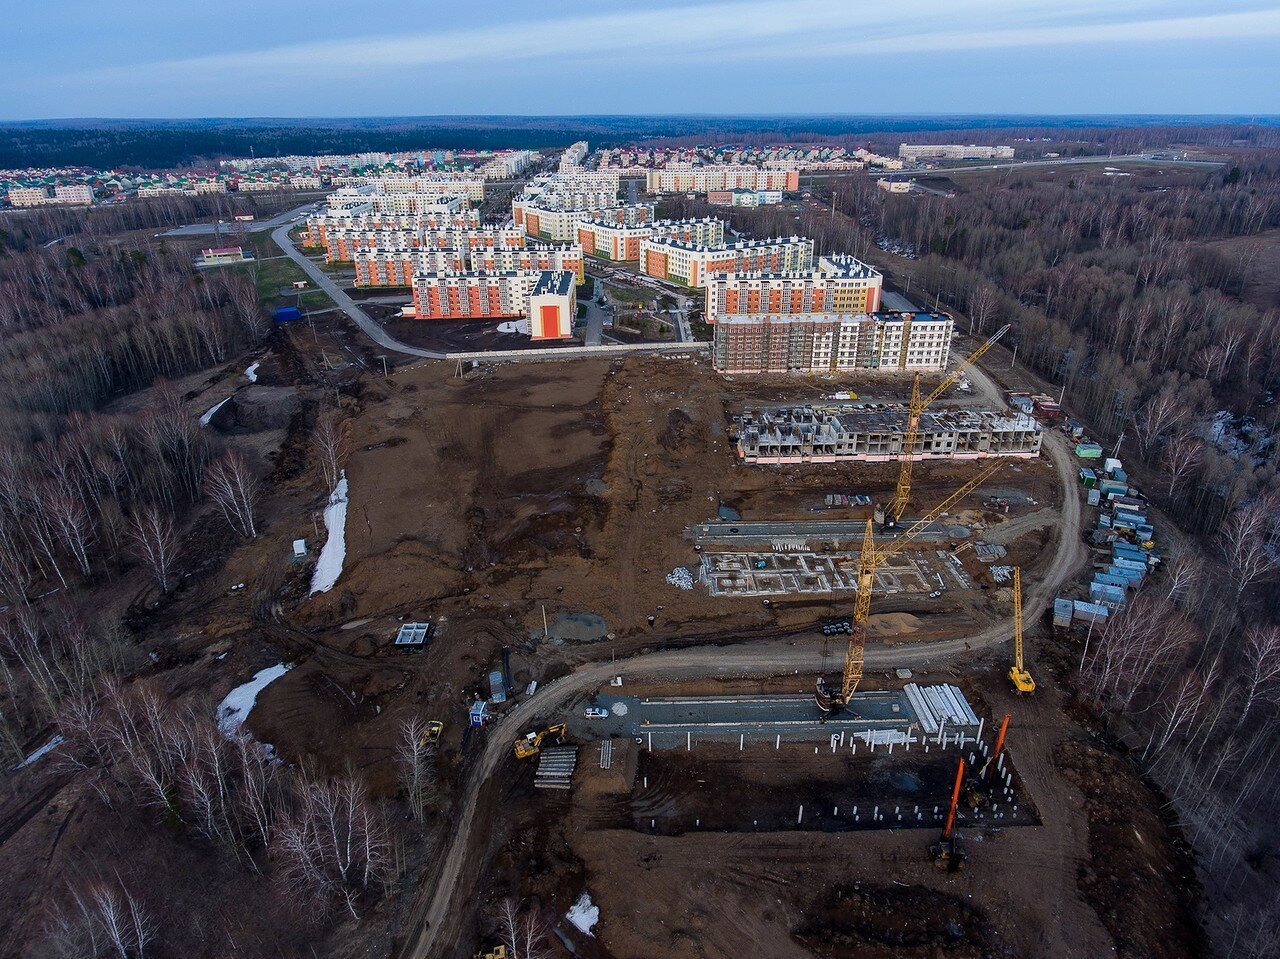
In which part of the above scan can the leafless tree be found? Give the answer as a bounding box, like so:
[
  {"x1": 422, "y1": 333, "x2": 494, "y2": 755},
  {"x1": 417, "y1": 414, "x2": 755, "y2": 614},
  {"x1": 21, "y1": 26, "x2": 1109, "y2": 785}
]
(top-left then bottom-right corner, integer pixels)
[
  {"x1": 45, "y1": 878, "x2": 155, "y2": 959},
  {"x1": 273, "y1": 775, "x2": 390, "y2": 919},
  {"x1": 313, "y1": 408, "x2": 348, "y2": 492},
  {"x1": 127, "y1": 505, "x2": 178, "y2": 594},
  {"x1": 1133, "y1": 388, "x2": 1189, "y2": 462},
  {"x1": 499, "y1": 899, "x2": 555, "y2": 959},
  {"x1": 1238, "y1": 625, "x2": 1280, "y2": 728},
  {"x1": 1219, "y1": 497, "x2": 1277, "y2": 602},
  {"x1": 1159, "y1": 432, "x2": 1205, "y2": 500},
  {"x1": 204, "y1": 450, "x2": 258, "y2": 539},
  {"x1": 42, "y1": 485, "x2": 96, "y2": 577},
  {"x1": 395, "y1": 716, "x2": 437, "y2": 822}
]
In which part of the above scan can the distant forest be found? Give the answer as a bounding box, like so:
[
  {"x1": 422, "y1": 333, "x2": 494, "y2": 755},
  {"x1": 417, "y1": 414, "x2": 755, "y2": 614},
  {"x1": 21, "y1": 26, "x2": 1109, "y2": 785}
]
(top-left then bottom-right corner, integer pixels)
[{"x1": 3, "y1": 114, "x2": 1280, "y2": 169}]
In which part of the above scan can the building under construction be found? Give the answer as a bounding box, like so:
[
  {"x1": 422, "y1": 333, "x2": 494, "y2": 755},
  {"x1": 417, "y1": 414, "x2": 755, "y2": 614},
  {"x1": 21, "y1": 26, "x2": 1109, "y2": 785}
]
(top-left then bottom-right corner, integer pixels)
[{"x1": 735, "y1": 406, "x2": 1043, "y2": 465}]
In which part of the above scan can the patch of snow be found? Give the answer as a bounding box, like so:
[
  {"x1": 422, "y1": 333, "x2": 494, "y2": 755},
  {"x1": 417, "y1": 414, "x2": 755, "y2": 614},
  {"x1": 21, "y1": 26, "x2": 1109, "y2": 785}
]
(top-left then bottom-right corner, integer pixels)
[
  {"x1": 199, "y1": 397, "x2": 230, "y2": 427},
  {"x1": 565, "y1": 891, "x2": 599, "y2": 936},
  {"x1": 310, "y1": 473, "x2": 349, "y2": 595},
  {"x1": 13, "y1": 734, "x2": 65, "y2": 770},
  {"x1": 216, "y1": 663, "x2": 292, "y2": 737},
  {"x1": 497, "y1": 319, "x2": 530, "y2": 335},
  {"x1": 244, "y1": 361, "x2": 261, "y2": 382}
]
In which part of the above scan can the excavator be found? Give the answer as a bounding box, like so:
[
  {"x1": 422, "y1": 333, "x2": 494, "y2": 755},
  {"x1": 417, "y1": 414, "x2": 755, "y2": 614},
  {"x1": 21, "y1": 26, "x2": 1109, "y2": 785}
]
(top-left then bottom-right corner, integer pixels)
[
  {"x1": 885, "y1": 324, "x2": 1010, "y2": 527},
  {"x1": 512, "y1": 723, "x2": 567, "y2": 760},
  {"x1": 416, "y1": 720, "x2": 445, "y2": 749},
  {"x1": 1008, "y1": 567, "x2": 1036, "y2": 694},
  {"x1": 930, "y1": 757, "x2": 969, "y2": 871},
  {"x1": 816, "y1": 458, "x2": 1007, "y2": 718}
]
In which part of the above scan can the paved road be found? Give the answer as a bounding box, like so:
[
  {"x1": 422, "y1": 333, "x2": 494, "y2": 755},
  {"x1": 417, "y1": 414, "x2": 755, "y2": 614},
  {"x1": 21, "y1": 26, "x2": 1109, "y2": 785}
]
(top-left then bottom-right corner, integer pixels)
[
  {"x1": 163, "y1": 201, "x2": 320, "y2": 237},
  {"x1": 397, "y1": 406, "x2": 1087, "y2": 959},
  {"x1": 271, "y1": 224, "x2": 709, "y2": 364}
]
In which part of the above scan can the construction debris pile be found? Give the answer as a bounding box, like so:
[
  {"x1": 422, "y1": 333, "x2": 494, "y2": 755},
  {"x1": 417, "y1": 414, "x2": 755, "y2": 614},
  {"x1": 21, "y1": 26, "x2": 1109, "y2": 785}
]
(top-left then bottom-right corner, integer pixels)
[
  {"x1": 903, "y1": 684, "x2": 980, "y2": 735},
  {"x1": 665, "y1": 567, "x2": 694, "y2": 590}
]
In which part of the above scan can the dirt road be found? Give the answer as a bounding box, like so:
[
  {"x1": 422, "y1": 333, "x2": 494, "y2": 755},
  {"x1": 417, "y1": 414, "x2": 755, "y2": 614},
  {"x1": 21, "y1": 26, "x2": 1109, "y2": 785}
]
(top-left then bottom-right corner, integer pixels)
[{"x1": 398, "y1": 365, "x2": 1088, "y2": 959}]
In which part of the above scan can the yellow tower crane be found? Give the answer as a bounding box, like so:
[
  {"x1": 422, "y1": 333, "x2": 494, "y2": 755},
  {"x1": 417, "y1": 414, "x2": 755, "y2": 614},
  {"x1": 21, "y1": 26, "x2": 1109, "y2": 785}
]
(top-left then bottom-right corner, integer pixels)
[
  {"x1": 1009, "y1": 566, "x2": 1035, "y2": 694},
  {"x1": 818, "y1": 458, "x2": 1008, "y2": 717},
  {"x1": 887, "y1": 324, "x2": 1010, "y2": 525}
]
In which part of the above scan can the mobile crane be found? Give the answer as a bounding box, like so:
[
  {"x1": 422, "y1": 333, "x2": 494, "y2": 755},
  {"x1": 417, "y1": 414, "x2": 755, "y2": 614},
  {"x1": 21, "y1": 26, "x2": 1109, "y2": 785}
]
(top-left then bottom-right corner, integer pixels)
[
  {"x1": 1009, "y1": 567, "x2": 1036, "y2": 694},
  {"x1": 816, "y1": 458, "x2": 1007, "y2": 717},
  {"x1": 886, "y1": 325, "x2": 1010, "y2": 526}
]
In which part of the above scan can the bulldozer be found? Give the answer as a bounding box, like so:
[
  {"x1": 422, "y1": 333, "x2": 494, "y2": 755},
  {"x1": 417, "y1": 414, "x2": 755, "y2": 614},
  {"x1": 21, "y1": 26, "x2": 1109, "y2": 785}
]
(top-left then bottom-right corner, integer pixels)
[{"x1": 513, "y1": 723, "x2": 567, "y2": 760}]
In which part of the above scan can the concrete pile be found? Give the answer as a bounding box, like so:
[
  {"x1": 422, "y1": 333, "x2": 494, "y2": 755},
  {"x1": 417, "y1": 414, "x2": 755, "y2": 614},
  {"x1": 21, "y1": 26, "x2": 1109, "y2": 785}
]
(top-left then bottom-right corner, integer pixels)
[
  {"x1": 534, "y1": 746, "x2": 578, "y2": 790},
  {"x1": 903, "y1": 683, "x2": 979, "y2": 735}
]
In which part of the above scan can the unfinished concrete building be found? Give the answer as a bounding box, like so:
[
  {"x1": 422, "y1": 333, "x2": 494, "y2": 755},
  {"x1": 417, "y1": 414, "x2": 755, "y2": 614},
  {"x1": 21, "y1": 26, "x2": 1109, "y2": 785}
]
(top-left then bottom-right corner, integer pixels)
[{"x1": 734, "y1": 406, "x2": 1043, "y2": 464}]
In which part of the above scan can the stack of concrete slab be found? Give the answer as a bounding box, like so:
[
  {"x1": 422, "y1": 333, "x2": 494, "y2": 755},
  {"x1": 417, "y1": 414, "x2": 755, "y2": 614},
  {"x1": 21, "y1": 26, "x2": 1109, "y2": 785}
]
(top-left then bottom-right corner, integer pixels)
[
  {"x1": 903, "y1": 683, "x2": 980, "y2": 735},
  {"x1": 534, "y1": 746, "x2": 578, "y2": 790}
]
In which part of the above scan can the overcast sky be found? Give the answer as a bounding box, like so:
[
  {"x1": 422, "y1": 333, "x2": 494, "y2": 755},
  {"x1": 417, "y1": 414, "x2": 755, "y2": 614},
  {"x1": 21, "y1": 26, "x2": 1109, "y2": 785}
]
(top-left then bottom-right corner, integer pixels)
[{"x1": 4, "y1": 0, "x2": 1280, "y2": 118}]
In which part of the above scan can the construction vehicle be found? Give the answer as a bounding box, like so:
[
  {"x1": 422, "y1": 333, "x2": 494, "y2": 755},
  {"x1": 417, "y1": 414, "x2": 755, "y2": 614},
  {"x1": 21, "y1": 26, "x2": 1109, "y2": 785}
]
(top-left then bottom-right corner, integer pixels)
[
  {"x1": 476, "y1": 947, "x2": 507, "y2": 959},
  {"x1": 513, "y1": 723, "x2": 567, "y2": 760},
  {"x1": 816, "y1": 459, "x2": 1007, "y2": 718},
  {"x1": 1008, "y1": 567, "x2": 1036, "y2": 694},
  {"x1": 417, "y1": 720, "x2": 445, "y2": 749},
  {"x1": 930, "y1": 757, "x2": 969, "y2": 871},
  {"x1": 886, "y1": 325, "x2": 1010, "y2": 526}
]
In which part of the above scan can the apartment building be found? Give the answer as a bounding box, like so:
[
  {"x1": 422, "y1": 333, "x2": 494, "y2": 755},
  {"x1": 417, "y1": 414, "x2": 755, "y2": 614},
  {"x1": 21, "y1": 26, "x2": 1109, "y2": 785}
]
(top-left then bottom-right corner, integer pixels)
[
  {"x1": 704, "y1": 255, "x2": 884, "y2": 323},
  {"x1": 324, "y1": 226, "x2": 524, "y2": 262},
  {"x1": 8, "y1": 183, "x2": 96, "y2": 206},
  {"x1": 527, "y1": 271, "x2": 577, "y2": 340},
  {"x1": 576, "y1": 217, "x2": 725, "y2": 261},
  {"x1": 476, "y1": 150, "x2": 539, "y2": 179},
  {"x1": 515, "y1": 200, "x2": 653, "y2": 243},
  {"x1": 559, "y1": 141, "x2": 589, "y2": 170},
  {"x1": 644, "y1": 166, "x2": 798, "y2": 194},
  {"x1": 370, "y1": 174, "x2": 486, "y2": 201},
  {"x1": 706, "y1": 189, "x2": 784, "y2": 207},
  {"x1": 353, "y1": 248, "x2": 467, "y2": 286},
  {"x1": 640, "y1": 236, "x2": 814, "y2": 287},
  {"x1": 468, "y1": 243, "x2": 584, "y2": 282},
  {"x1": 409, "y1": 269, "x2": 576, "y2": 335},
  {"x1": 898, "y1": 144, "x2": 1015, "y2": 161},
  {"x1": 7, "y1": 186, "x2": 52, "y2": 207},
  {"x1": 712, "y1": 311, "x2": 953, "y2": 375},
  {"x1": 735, "y1": 406, "x2": 1043, "y2": 464},
  {"x1": 303, "y1": 209, "x2": 482, "y2": 250}
]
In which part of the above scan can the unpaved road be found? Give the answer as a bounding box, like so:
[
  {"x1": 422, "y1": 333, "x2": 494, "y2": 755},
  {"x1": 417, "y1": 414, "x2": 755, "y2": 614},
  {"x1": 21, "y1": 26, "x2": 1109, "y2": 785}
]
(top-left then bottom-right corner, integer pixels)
[{"x1": 397, "y1": 400, "x2": 1087, "y2": 959}]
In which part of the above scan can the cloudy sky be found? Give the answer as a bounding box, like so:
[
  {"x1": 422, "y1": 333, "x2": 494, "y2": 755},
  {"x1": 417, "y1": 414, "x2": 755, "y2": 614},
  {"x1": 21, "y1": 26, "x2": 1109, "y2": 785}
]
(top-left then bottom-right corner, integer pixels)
[{"x1": 4, "y1": 0, "x2": 1280, "y2": 118}]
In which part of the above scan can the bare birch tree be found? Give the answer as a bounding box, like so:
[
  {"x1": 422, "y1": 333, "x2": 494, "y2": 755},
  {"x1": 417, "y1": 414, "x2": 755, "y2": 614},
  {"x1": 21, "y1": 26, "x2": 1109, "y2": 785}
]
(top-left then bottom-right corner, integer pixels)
[
  {"x1": 204, "y1": 450, "x2": 258, "y2": 539},
  {"x1": 313, "y1": 408, "x2": 348, "y2": 492},
  {"x1": 1219, "y1": 498, "x2": 1277, "y2": 602},
  {"x1": 395, "y1": 716, "x2": 437, "y2": 822},
  {"x1": 127, "y1": 505, "x2": 178, "y2": 594},
  {"x1": 499, "y1": 899, "x2": 555, "y2": 959},
  {"x1": 45, "y1": 879, "x2": 155, "y2": 959}
]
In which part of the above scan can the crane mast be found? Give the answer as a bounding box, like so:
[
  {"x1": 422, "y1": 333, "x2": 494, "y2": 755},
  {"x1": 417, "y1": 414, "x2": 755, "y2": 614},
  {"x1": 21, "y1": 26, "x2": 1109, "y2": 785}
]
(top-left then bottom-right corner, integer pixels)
[
  {"x1": 887, "y1": 324, "x2": 1010, "y2": 524},
  {"x1": 817, "y1": 458, "x2": 1008, "y2": 716},
  {"x1": 1008, "y1": 566, "x2": 1035, "y2": 693}
]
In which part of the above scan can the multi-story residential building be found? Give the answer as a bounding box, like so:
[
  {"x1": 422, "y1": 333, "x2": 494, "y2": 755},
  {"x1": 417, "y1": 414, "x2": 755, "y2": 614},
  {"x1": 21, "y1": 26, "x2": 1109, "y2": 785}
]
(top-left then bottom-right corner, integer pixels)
[
  {"x1": 644, "y1": 166, "x2": 798, "y2": 194},
  {"x1": 409, "y1": 270, "x2": 576, "y2": 339},
  {"x1": 368, "y1": 174, "x2": 487, "y2": 201},
  {"x1": 515, "y1": 200, "x2": 653, "y2": 243},
  {"x1": 323, "y1": 226, "x2": 524, "y2": 262},
  {"x1": 735, "y1": 406, "x2": 1042, "y2": 464},
  {"x1": 898, "y1": 144, "x2": 1015, "y2": 161},
  {"x1": 705, "y1": 255, "x2": 883, "y2": 324},
  {"x1": 476, "y1": 150, "x2": 539, "y2": 179},
  {"x1": 559, "y1": 141, "x2": 589, "y2": 170},
  {"x1": 640, "y1": 236, "x2": 814, "y2": 287},
  {"x1": 193, "y1": 180, "x2": 228, "y2": 194},
  {"x1": 527, "y1": 271, "x2": 577, "y2": 340},
  {"x1": 576, "y1": 217, "x2": 725, "y2": 261},
  {"x1": 7, "y1": 186, "x2": 52, "y2": 207},
  {"x1": 53, "y1": 183, "x2": 94, "y2": 204},
  {"x1": 8, "y1": 183, "x2": 95, "y2": 206},
  {"x1": 353, "y1": 248, "x2": 467, "y2": 286},
  {"x1": 302, "y1": 209, "x2": 482, "y2": 250},
  {"x1": 468, "y1": 243, "x2": 584, "y2": 282},
  {"x1": 712, "y1": 311, "x2": 953, "y2": 374}
]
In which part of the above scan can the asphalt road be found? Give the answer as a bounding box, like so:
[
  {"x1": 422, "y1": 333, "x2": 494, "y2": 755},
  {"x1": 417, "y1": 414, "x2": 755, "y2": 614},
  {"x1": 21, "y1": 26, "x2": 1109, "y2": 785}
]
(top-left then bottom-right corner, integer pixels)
[
  {"x1": 163, "y1": 202, "x2": 319, "y2": 237},
  {"x1": 397, "y1": 405, "x2": 1088, "y2": 959}
]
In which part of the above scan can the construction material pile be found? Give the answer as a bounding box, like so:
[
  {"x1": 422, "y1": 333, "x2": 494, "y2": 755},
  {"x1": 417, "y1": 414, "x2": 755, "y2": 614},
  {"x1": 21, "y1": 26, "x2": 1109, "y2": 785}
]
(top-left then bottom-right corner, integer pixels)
[
  {"x1": 665, "y1": 567, "x2": 694, "y2": 589},
  {"x1": 535, "y1": 746, "x2": 578, "y2": 790},
  {"x1": 904, "y1": 683, "x2": 979, "y2": 735}
]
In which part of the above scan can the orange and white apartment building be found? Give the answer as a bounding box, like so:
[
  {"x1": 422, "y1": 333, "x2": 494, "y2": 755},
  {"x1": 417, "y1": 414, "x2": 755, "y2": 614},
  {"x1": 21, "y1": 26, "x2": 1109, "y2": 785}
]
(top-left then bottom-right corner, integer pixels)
[
  {"x1": 704, "y1": 255, "x2": 884, "y2": 323},
  {"x1": 577, "y1": 217, "x2": 725, "y2": 261},
  {"x1": 468, "y1": 243, "x2": 584, "y2": 282},
  {"x1": 321, "y1": 226, "x2": 523, "y2": 262},
  {"x1": 712, "y1": 311, "x2": 953, "y2": 374},
  {"x1": 303, "y1": 209, "x2": 481, "y2": 250},
  {"x1": 644, "y1": 165, "x2": 798, "y2": 194},
  {"x1": 639, "y1": 235, "x2": 814, "y2": 287},
  {"x1": 514, "y1": 199, "x2": 654, "y2": 243},
  {"x1": 352, "y1": 248, "x2": 467, "y2": 286},
  {"x1": 409, "y1": 270, "x2": 576, "y2": 340}
]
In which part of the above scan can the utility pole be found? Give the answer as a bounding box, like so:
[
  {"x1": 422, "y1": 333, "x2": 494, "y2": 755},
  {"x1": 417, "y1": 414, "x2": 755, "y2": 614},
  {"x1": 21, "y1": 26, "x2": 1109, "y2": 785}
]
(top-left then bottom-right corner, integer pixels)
[
  {"x1": 378, "y1": 354, "x2": 389, "y2": 377},
  {"x1": 1010, "y1": 342, "x2": 1018, "y2": 370},
  {"x1": 1112, "y1": 429, "x2": 1126, "y2": 460}
]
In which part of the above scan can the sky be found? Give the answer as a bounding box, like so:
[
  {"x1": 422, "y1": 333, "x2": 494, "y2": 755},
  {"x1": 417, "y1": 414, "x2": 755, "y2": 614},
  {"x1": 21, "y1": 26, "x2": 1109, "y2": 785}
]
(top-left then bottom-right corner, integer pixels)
[{"x1": 4, "y1": 0, "x2": 1280, "y2": 119}]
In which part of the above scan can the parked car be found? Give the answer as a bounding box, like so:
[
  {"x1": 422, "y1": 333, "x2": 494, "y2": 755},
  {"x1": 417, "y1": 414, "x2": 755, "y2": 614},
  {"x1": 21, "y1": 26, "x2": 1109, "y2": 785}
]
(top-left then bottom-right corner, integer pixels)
[{"x1": 583, "y1": 706, "x2": 609, "y2": 719}]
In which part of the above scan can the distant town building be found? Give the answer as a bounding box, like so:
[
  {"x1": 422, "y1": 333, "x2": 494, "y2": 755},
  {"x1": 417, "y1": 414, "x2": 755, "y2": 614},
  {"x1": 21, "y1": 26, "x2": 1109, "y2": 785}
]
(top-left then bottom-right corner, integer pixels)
[
  {"x1": 7, "y1": 183, "x2": 94, "y2": 206},
  {"x1": 706, "y1": 188, "x2": 783, "y2": 207},
  {"x1": 558, "y1": 141, "x2": 590, "y2": 171},
  {"x1": 877, "y1": 178, "x2": 913, "y2": 194},
  {"x1": 195, "y1": 246, "x2": 251, "y2": 266},
  {"x1": 712, "y1": 311, "x2": 952, "y2": 375},
  {"x1": 644, "y1": 166, "x2": 798, "y2": 194},
  {"x1": 898, "y1": 144, "x2": 1015, "y2": 161}
]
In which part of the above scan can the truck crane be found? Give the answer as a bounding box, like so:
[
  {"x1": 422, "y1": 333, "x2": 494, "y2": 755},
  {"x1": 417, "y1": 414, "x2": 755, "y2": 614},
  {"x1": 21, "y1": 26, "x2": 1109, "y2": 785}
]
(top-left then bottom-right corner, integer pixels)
[
  {"x1": 1008, "y1": 567, "x2": 1035, "y2": 693},
  {"x1": 886, "y1": 324, "x2": 1010, "y2": 526},
  {"x1": 816, "y1": 458, "x2": 1007, "y2": 717}
]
